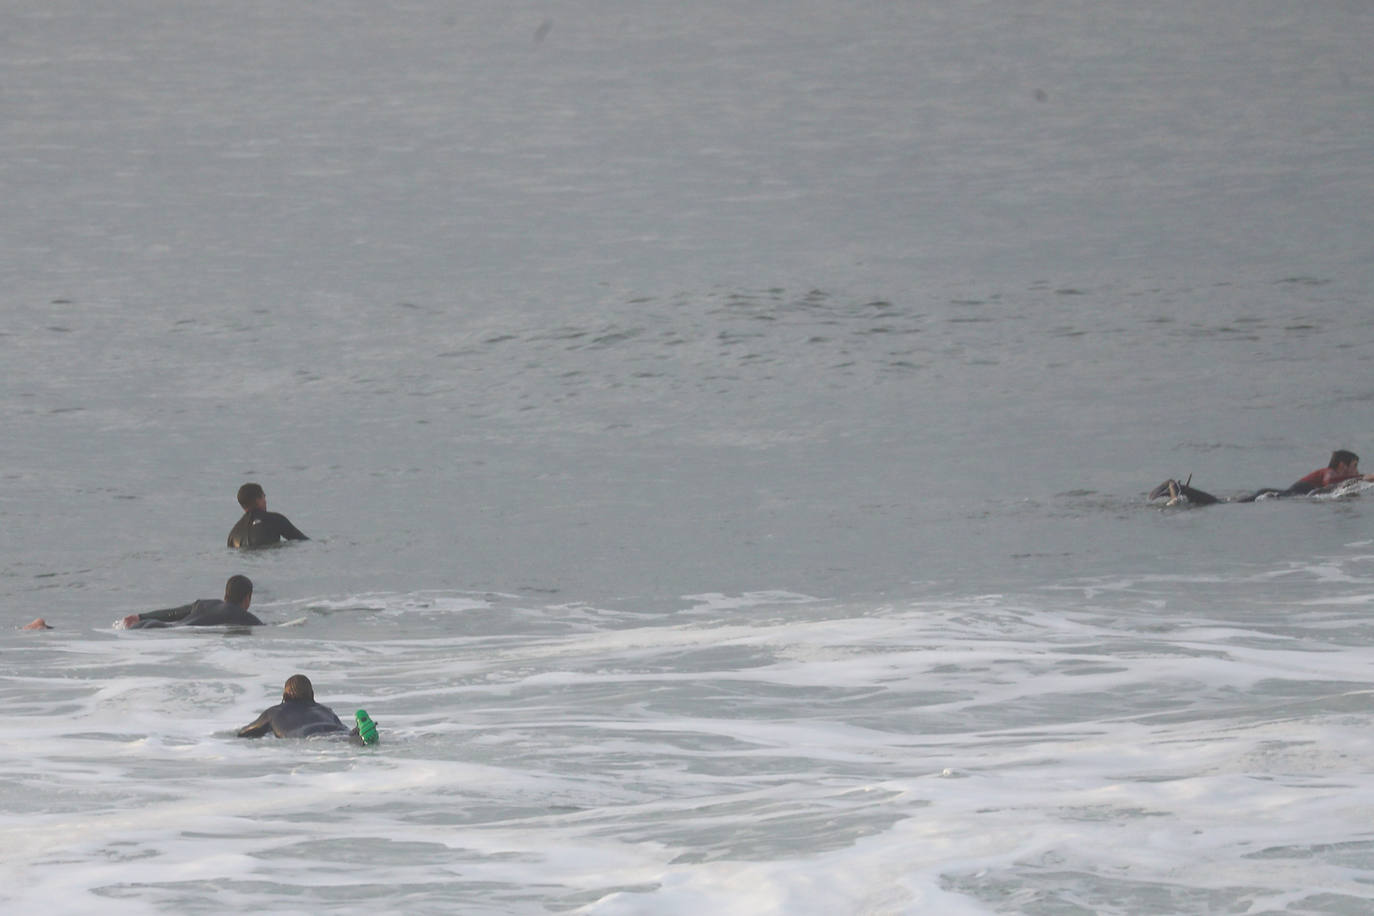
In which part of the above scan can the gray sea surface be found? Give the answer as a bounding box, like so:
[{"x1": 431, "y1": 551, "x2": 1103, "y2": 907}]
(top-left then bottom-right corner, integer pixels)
[{"x1": 3, "y1": 1, "x2": 1374, "y2": 913}]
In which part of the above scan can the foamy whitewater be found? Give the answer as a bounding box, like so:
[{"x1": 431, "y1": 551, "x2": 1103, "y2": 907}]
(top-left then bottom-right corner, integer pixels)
[{"x1": 3, "y1": 1, "x2": 1374, "y2": 913}]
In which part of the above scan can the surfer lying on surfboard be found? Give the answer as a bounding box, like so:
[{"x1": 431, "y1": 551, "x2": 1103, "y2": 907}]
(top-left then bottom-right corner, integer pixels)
[
  {"x1": 236, "y1": 674, "x2": 379, "y2": 745},
  {"x1": 1150, "y1": 449, "x2": 1374, "y2": 506},
  {"x1": 119, "y1": 575, "x2": 264, "y2": 629}
]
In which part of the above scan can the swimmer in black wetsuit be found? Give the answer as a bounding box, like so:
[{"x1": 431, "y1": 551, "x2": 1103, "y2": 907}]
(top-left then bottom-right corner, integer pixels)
[
  {"x1": 227, "y1": 482, "x2": 308, "y2": 549},
  {"x1": 121, "y1": 574, "x2": 264, "y2": 629},
  {"x1": 236, "y1": 674, "x2": 374, "y2": 744},
  {"x1": 1149, "y1": 449, "x2": 1374, "y2": 506}
]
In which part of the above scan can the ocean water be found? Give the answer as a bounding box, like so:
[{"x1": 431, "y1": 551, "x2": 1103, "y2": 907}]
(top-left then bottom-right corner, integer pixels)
[{"x1": 3, "y1": 1, "x2": 1374, "y2": 913}]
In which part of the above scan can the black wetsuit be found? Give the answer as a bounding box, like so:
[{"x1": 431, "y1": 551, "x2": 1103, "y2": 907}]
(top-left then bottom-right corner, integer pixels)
[
  {"x1": 227, "y1": 508, "x2": 308, "y2": 548},
  {"x1": 236, "y1": 698, "x2": 363, "y2": 742},
  {"x1": 1159, "y1": 481, "x2": 1305, "y2": 506},
  {"x1": 127, "y1": 599, "x2": 264, "y2": 629},
  {"x1": 1153, "y1": 468, "x2": 1357, "y2": 506}
]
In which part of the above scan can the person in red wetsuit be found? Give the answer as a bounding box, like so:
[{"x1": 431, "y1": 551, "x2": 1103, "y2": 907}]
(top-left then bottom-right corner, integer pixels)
[
  {"x1": 1150, "y1": 450, "x2": 1374, "y2": 506},
  {"x1": 1281, "y1": 451, "x2": 1367, "y2": 494}
]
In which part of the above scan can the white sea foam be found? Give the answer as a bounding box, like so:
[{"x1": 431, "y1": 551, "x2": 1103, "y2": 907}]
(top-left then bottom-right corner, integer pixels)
[{"x1": 6, "y1": 563, "x2": 1374, "y2": 912}]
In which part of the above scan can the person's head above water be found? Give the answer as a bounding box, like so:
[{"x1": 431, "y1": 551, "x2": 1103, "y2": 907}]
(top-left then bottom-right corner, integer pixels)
[
  {"x1": 1330, "y1": 450, "x2": 1359, "y2": 472},
  {"x1": 224, "y1": 574, "x2": 253, "y2": 608},
  {"x1": 236, "y1": 482, "x2": 267, "y2": 511},
  {"x1": 283, "y1": 674, "x2": 315, "y2": 703}
]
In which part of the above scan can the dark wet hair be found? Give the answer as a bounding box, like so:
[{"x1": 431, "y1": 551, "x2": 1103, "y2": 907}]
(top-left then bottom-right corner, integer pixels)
[
  {"x1": 1330, "y1": 450, "x2": 1359, "y2": 468},
  {"x1": 224, "y1": 574, "x2": 253, "y2": 605},
  {"x1": 236, "y1": 482, "x2": 265, "y2": 509},
  {"x1": 283, "y1": 674, "x2": 314, "y2": 703}
]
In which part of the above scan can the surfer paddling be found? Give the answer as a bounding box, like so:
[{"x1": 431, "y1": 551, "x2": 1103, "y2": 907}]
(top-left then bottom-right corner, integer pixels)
[
  {"x1": 236, "y1": 674, "x2": 379, "y2": 745},
  {"x1": 1150, "y1": 449, "x2": 1374, "y2": 506},
  {"x1": 120, "y1": 574, "x2": 264, "y2": 629}
]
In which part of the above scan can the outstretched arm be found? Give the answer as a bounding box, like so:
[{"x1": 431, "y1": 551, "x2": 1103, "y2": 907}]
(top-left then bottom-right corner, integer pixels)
[
  {"x1": 138, "y1": 603, "x2": 195, "y2": 624},
  {"x1": 123, "y1": 603, "x2": 195, "y2": 629},
  {"x1": 236, "y1": 710, "x2": 275, "y2": 738}
]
